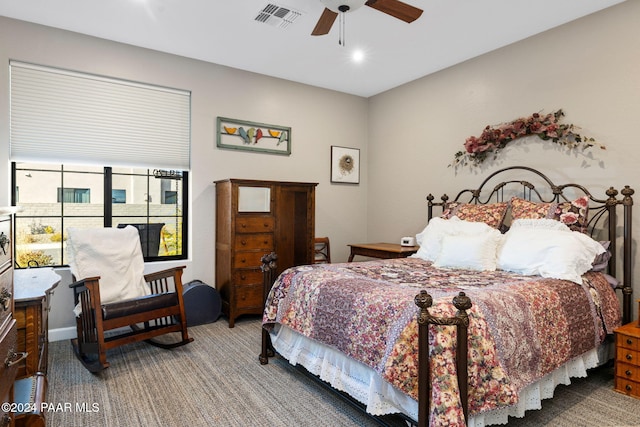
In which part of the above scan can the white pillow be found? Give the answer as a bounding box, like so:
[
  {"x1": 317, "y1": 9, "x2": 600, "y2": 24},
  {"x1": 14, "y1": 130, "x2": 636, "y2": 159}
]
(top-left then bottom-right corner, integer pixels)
[
  {"x1": 434, "y1": 232, "x2": 502, "y2": 271},
  {"x1": 497, "y1": 219, "x2": 605, "y2": 284},
  {"x1": 414, "y1": 216, "x2": 500, "y2": 262}
]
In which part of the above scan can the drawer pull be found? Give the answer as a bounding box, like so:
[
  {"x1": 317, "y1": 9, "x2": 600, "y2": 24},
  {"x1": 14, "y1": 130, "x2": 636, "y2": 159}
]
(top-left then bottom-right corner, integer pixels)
[
  {"x1": 0, "y1": 288, "x2": 11, "y2": 311},
  {"x1": 627, "y1": 353, "x2": 633, "y2": 360},
  {"x1": 241, "y1": 223, "x2": 247, "y2": 228},
  {"x1": 4, "y1": 350, "x2": 28, "y2": 368},
  {"x1": 627, "y1": 338, "x2": 634, "y2": 345},
  {"x1": 240, "y1": 274, "x2": 246, "y2": 280},
  {"x1": 241, "y1": 240, "x2": 247, "y2": 245},
  {"x1": 240, "y1": 258, "x2": 246, "y2": 263},
  {"x1": 625, "y1": 369, "x2": 633, "y2": 376},
  {"x1": 626, "y1": 384, "x2": 633, "y2": 391},
  {"x1": 264, "y1": 223, "x2": 269, "y2": 227}
]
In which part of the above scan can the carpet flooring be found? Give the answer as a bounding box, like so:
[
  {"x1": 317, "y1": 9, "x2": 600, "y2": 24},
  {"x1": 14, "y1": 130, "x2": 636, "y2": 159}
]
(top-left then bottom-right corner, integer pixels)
[{"x1": 46, "y1": 317, "x2": 640, "y2": 426}]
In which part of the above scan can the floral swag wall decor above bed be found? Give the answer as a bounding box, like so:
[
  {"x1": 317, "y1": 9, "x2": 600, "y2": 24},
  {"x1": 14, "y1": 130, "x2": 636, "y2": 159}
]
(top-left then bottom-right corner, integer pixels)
[{"x1": 450, "y1": 109, "x2": 606, "y2": 168}]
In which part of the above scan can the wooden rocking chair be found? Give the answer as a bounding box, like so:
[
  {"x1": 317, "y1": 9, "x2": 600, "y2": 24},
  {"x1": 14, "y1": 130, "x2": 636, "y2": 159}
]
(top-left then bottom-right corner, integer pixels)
[{"x1": 67, "y1": 226, "x2": 193, "y2": 373}]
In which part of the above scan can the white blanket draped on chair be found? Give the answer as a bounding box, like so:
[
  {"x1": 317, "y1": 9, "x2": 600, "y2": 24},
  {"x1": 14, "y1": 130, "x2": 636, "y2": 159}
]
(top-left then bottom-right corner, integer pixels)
[{"x1": 67, "y1": 226, "x2": 151, "y2": 316}]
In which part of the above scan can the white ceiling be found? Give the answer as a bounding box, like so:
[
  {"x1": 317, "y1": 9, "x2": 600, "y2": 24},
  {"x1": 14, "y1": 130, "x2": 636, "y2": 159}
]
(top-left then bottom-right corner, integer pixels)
[{"x1": 0, "y1": 0, "x2": 627, "y2": 97}]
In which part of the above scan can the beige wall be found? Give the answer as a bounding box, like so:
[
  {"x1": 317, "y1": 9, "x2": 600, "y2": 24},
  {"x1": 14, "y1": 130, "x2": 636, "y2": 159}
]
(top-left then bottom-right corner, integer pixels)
[
  {"x1": 367, "y1": 1, "x2": 639, "y2": 318},
  {"x1": 1, "y1": 0, "x2": 638, "y2": 333},
  {"x1": 0, "y1": 16, "x2": 369, "y2": 333}
]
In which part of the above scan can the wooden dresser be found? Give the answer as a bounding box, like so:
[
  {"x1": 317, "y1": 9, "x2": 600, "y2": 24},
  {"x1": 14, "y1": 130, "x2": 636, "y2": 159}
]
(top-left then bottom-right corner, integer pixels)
[
  {"x1": 614, "y1": 322, "x2": 640, "y2": 399},
  {"x1": 0, "y1": 209, "x2": 22, "y2": 427},
  {"x1": 12, "y1": 268, "x2": 60, "y2": 427},
  {"x1": 215, "y1": 179, "x2": 316, "y2": 327}
]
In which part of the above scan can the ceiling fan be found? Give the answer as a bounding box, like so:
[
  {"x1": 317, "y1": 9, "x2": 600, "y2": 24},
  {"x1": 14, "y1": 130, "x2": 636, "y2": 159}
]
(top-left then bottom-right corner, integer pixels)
[{"x1": 311, "y1": 0, "x2": 423, "y2": 36}]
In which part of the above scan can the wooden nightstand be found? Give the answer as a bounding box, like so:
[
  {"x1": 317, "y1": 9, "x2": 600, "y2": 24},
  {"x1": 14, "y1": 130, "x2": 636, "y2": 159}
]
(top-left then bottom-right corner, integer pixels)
[
  {"x1": 347, "y1": 243, "x2": 419, "y2": 262},
  {"x1": 614, "y1": 322, "x2": 640, "y2": 398}
]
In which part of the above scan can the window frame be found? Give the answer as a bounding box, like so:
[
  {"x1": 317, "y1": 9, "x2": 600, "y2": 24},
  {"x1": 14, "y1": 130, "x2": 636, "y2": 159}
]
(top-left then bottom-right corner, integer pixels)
[{"x1": 11, "y1": 163, "x2": 189, "y2": 267}]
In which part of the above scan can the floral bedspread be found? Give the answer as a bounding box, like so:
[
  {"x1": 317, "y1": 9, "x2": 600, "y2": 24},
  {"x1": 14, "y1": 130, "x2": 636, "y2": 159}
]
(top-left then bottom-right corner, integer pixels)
[{"x1": 262, "y1": 258, "x2": 621, "y2": 426}]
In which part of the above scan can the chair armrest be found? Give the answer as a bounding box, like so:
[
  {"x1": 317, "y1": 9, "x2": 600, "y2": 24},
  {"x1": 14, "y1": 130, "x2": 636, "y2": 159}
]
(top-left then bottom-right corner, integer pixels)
[
  {"x1": 143, "y1": 266, "x2": 186, "y2": 282},
  {"x1": 144, "y1": 266, "x2": 186, "y2": 294},
  {"x1": 68, "y1": 276, "x2": 102, "y2": 311},
  {"x1": 69, "y1": 276, "x2": 101, "y2": 289}
]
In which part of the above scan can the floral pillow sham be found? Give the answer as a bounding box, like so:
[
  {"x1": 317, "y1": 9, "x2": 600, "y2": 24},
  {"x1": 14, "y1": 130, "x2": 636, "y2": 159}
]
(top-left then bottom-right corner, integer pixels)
[
  {"x1": 509, "y1": 196, "x2": 589, "y2": 233},
  {"x1": 441, "y1": 201, "x2": 508, "y2": 229}
]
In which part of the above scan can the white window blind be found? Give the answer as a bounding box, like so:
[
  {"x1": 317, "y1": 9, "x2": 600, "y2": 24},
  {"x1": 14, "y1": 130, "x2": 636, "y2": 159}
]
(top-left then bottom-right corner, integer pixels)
[{"x1": 10, "y1": 61, "x2": 191, "y2": 170}]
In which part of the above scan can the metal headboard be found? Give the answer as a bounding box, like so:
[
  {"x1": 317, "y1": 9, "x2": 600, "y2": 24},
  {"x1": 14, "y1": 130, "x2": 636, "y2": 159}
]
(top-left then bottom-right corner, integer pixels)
[{"x1": 425, "y1": 166, "x2": 634, "y2": 324}]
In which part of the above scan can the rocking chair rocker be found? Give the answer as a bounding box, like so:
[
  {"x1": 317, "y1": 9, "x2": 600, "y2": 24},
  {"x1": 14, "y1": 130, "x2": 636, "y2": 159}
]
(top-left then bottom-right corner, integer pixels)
[{"x1": 67, "y1": 226, "x2": 193, "y2": 373}]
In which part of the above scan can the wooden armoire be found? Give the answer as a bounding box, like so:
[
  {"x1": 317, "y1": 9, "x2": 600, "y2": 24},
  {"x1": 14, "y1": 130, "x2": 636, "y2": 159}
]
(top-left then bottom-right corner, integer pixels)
[{"x1": 215, "y1": 179, "x2": 317, "y2": 327}]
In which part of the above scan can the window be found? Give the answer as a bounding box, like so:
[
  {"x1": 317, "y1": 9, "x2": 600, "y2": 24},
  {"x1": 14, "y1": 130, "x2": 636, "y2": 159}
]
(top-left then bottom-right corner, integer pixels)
[
  {"x1": 9, "y1": 62, "x2": 191, "y2": 169},
  {"x1": 112, "y1": 189, "x2": 126, "y2": 204},
  {"x1": 9, "y1": 62, "x2": 191, "y2": 269},
  {"x1": 58, "y1": 188, "x2": 90, "y2": 203},
  {"x1": 12, "y1": 163, "x2": 188, "y2": 267},
  {"x1": 163, "y1": 191, "x2": 178, "y2": 204}
]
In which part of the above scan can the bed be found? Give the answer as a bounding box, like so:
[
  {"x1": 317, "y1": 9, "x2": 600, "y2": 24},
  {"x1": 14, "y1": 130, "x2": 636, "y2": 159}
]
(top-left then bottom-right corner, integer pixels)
[{"x1": 259, "y1": 166, "x2": 634, "y2": 427}]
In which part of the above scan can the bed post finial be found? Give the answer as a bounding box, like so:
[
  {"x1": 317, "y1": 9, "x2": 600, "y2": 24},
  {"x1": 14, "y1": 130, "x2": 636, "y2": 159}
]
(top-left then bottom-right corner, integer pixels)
[
  {"x1": 621, "y1": 185, "x2": 634, "y2": 204},
  {"x1": 426, "y1": 195, "x2": 435, "y2": 222},
  {"x1": 260, "y1": 252, "x2": 278, "y2": 272},
  {"x1": 415, "y1": 289, "x2": 433, "y2": 313},
  {"x1": 452, "y1": 292, "x2": 472, "y2": 321}
]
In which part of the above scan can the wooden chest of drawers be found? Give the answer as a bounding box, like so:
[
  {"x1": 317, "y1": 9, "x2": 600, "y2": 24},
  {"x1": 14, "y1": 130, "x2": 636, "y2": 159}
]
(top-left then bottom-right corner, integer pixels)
[
  {"x1": 614, "y1": 322, "x2": 640, "y2": 398},
  {"x1": 0, "y1": 211, "x2": 20, "y2": 426},
  {"x1": 215, "y1": 179, "x2": 316, "y2": 327}
]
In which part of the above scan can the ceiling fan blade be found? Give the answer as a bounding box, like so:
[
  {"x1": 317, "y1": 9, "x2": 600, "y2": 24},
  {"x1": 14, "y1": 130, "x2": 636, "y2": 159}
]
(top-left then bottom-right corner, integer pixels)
[
  {"x1": 365, "y1": 0, "x2": 423, "y2": 23},
  {"x1": 311, "y1": 8, "x2": 339, "y2": 36}
]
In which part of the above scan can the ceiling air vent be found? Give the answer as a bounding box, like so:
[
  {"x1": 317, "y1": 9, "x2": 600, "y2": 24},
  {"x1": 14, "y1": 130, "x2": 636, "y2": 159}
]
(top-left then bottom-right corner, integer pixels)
[{"x1": 255, "y1": 3, "x2": 302, "y2": 29}]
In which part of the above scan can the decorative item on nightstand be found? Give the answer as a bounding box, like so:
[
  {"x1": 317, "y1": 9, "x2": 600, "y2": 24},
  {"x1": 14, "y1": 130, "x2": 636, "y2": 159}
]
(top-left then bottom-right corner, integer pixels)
[{"x1": 400, "y1": 236, "x2": 416, "y2": 246}]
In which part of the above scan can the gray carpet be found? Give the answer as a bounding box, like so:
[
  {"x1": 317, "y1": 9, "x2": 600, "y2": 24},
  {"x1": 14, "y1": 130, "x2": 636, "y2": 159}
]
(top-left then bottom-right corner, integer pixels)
[{"x1": 46, "y1": 318, "x2": 640, "y2": 426}]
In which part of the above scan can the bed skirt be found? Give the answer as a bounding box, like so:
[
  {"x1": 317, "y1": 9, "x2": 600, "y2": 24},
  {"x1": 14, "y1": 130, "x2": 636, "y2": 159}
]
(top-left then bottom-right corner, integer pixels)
[{"x1": 270, "y1": 324, "x2": 611, "y2": 426}]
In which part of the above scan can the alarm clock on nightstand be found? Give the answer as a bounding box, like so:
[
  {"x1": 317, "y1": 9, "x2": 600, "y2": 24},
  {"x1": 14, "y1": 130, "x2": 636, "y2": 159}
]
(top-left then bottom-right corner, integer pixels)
[{"x1": 400, "y1": 236, "x2": 416, "y2": 246}]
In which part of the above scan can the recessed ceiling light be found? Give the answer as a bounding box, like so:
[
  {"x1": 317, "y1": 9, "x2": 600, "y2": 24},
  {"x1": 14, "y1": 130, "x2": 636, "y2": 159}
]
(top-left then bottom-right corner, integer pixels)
[{"x1": 352, "y1": 49, "x2": 365, "y2": 63}]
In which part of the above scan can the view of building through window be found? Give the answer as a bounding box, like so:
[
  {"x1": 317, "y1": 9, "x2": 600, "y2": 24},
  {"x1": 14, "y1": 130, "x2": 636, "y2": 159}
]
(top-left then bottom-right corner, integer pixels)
[{"x1": 12, "y1": 163, "x2": 187, "y2": 267}]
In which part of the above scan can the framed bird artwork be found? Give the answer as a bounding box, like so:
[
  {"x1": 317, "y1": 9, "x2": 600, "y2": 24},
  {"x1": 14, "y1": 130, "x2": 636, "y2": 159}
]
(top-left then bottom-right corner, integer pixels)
[{"x1": 216, "y1": 117, "x2": 291, "y2": 155}]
